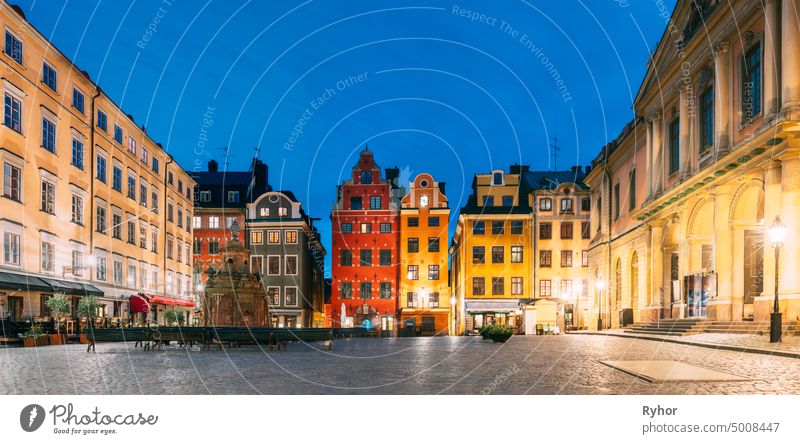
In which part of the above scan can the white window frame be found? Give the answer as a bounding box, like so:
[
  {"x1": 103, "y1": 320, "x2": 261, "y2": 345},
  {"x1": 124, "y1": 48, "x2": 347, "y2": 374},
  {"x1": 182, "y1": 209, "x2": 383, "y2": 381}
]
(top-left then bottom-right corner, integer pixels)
[
  {"x1": 266, "y1": 255, "x2": 281, "y2": 276},
  {"x1": 284, "y1": 286, "x2": 299, "y2": 307},
  {"x1": 284, "y1": 255, "x2": 299, "y2": 276}
]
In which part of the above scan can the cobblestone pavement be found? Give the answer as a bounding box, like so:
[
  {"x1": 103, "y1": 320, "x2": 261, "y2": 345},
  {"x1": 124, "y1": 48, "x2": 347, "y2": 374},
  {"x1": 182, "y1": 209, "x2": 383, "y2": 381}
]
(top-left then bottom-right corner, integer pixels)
[
  {"x1": 586, "y1": 330, "x2": 800, "y2": 355},
  {"x1": 2, "y1": 335, "x2": 800, "y2": 395}
]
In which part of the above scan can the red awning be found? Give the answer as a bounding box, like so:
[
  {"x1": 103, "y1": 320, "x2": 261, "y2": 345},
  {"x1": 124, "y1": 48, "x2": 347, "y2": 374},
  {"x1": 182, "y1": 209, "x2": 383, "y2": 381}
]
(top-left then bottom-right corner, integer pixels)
[
  {"x1": 147, "y1": 295, "x2": 195, "y2": 307},
  {"x1": 129, "y1": 295, "x2": 150, "y2": 313}
]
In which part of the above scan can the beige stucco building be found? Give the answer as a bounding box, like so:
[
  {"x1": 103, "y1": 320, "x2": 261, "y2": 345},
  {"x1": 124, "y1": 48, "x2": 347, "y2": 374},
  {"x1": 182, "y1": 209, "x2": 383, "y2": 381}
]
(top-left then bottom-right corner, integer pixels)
[
  {"x1": 0, "y1": 3, "x2": 195, "y2": 325},
  {"x1": 585, "y1": 0, "x2": 800, "y2": 328}
]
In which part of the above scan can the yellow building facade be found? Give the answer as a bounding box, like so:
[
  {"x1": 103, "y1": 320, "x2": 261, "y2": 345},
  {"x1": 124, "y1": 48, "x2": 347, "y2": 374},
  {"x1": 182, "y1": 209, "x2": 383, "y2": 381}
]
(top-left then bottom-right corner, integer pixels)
[
  {"x1": 585, "y1": 0, "x2": 800, "y2": 329},
  {"x1": 398, "y1": 173, "x2": 451, "y2": 335},
  {"x1": 0, "y1": 3, "x2": 195, "y2": 325},
  {"x1": 450, "y1": 166, "x2": 534, "y2": 335}
]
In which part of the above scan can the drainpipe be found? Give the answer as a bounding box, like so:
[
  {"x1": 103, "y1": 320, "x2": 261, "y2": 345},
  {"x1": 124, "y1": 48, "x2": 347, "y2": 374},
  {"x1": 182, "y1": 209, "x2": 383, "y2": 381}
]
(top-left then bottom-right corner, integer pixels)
[{"x1": 89, "y1": 87, "x2": 101, "y2": 280}]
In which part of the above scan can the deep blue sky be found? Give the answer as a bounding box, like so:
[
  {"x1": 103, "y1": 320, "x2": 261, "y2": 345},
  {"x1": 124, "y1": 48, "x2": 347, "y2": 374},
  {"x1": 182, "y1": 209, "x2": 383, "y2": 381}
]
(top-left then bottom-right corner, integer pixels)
[{"x1": 16, "y1": 0, "x2": 675, "y2": 274}]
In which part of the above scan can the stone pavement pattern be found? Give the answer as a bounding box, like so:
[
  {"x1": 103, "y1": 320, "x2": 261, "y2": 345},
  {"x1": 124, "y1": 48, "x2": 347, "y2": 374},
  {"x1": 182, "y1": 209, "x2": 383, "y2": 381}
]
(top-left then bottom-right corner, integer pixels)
[{"x1": 2, "y1": 335, "x2": 800, "y2": 395}]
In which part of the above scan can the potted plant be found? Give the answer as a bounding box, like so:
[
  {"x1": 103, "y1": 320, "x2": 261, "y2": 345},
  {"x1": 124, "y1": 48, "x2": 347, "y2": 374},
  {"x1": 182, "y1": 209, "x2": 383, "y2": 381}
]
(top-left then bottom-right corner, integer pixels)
[
  {"x1": 484, "y1": 325, "x2": 514, "y2": 343},
  {"x1": 479, "y1": 326, "x2": 491, "y2": 339},
  {"x1": 45, "y1": 293, "x2": 70, "y2": 345},
  {"x1": 77, "y1": 296, "x2": 101, "y2": 344},
  {"x1": 21, "y1": 325, "x2": 50, "y2": 347},
  {"x1": 164, "y1": 309, "x2": 185, "y2": 326}
]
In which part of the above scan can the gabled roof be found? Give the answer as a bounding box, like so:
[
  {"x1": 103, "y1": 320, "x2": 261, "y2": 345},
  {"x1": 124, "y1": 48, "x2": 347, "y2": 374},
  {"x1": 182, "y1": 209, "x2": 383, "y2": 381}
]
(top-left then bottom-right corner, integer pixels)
[{"x1": 522, "y1": 170, "x2": 588, "y2": 191}]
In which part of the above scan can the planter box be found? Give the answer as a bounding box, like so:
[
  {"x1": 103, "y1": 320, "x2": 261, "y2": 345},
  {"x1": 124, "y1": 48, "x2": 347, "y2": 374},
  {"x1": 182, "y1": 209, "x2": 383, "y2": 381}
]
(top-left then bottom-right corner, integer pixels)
[
  {"x1": 79, "y1": 334, "x2": 89, "y2": 344},
  {"x1": 23, "y1": 336, "x2": 50, "y2": 347},
  {"x1": 488, "y1": 332, "x2": 513, "y2": 343},
  {"x1": 49, "y1": 334, "x2": 66, "y2": 345}
]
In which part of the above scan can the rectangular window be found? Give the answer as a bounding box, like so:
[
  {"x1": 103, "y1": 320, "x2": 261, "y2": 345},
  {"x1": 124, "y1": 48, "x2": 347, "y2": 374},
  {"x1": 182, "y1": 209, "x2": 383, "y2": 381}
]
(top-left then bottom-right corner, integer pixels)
[
  {"x1": 72, "y1": 88, "x2": 85, "y2": 113},
  {"x1": 472, "y1": 221, "x2": 485, "y2": 235},
  {"x1": 152, "y1": 157, "x2": 159, "y2": 173},
  {"x1": 71, "y1": 139, "x2": 84, "y2": 170},
  {"x1": 560, "y1": 198, "x2": 573, "y2": 214},
  {"x1": 407, "y1": 292, "x2": 417, "y2": 308},
  {"x1": 540, "y1": 250, "x2": 552, "y2": 267},
  {"x1": 539, "y1": 280, "x2": 551, "y2": 297},
  {"x1": 97, "y1": 109, "x2": 108, "y2": 131},
  {"x1": 502, "y1": 195, "x2": 513, "y2": 206},
  {"x1": 429, "y1": 292, "x2": 440, "y2": 308},
  {"x1": 193, "y1": 240, "x2": 202, "y2": 255},
  {"x1": 428, "y1": 237, "x2": 440, "y2": 252},
  {"x1": 96, "y1": 206, "x2": 107, "y2": 234},
  {"x1": 491, "y1": 277, "x2": 504, "y2": 295},
  {"x1": 40, "y1": 179, "x2": 55, "y2": 214},
  {"x1": 491, "y1": 246, "x2": 504, "y2": 264},
  {"x1": 152, "y1": 191, "x2": 159, "y2": 213},
  {"x1": 3, "y1": 163, "x2": 21, "y2": 201},
  {"x1": 42, "y1": 117, "x2": 56, "y2": 153},
  {"x1": 582, "y1": 250, "x2": 589, "y2": 267},
  {"x1": 369, "y1": 196, "x2": 381, "y2": 209},
  {"x1": 360, "y1": 171, "x2": 372, "y2": 184},
  {"x1": 71, "y1": 250, "x2": 83, "y2": 276},
  {"x1": 339, "y1": 249, "x2": 352, "y2": 266},
  {"x1": 208, "y1": 241, "x2": 220, "y2": 254},
  {"x1": 71, "y1": 195, "x2": 84, "y2": 224},
  {"x1": 628, "y1": 169, "x2": 636, "y2": 211},
  {"x1": 742, "y1": 43, "x2": 762, "y2": 122},
  {"x1": 266, "y1": 287, "x2": 280, "y2": 306},
  {"x1": 539, "y1": 198, "x2": 552, "y2": 211},
  {"x1": 669, "y1": 118, "x2": 680, "y2": 175},
  {"x1": 407, "y1": 265, "x2": 419, "y2": 280},
  {"x1": 540, "y1": 223, "x2": 552, "y2": 239},
  {"x1": 560, "y1": 280, "x2": 573, "y2": 299},
  {"x1": 472, "y1": 246, "x2": 485, "y2": 264},
  {"x1": 407, "y1": 217, "x2": 419, "y2": 227},
  {"x1": 700, "y1": 87, "x2": 714, "y2": 151},
  {"x1": 359, "y1": 249, "x2": 372, "y2": 266},
  {"x1": 5, "y1": 31, "x2": 23, "y2": 64},
  {"x1": 113, "y1": 261, "x2": 122, "y2": 284},
  {"x1": 151, "y1": 230, "x2": 158, "y2": 253},
  {"x1": 140, "y1": 184, "x2": 148, "y2": 207},
  {"x1": 3, "y1": 232, "x2": 20, "y2": 265},
  {"x1": 42, "y1": 62, "x2": 57, "y2": 90},
  {"x1": 581, "y1": 197, "x2": 591, "y2": 212},
  {"x1": 511, "y1": 220, "x2": 523, "y2": 234},
  {"x1": 428, "y1": 265, "x2": 439, "y2": 280},
  {"x1": 285, "y1": 287, "x2": 298, "y2": 306},
  {"x1": 112, "y1": 166, "x2": 122, "y2": 192},
  {"x1": 340, "y1": 282, "x2": 353, "y2": 299},
  {"x1": 96, "y1": 155, "x2": 107, "y2": 183},
  {"x1": 96, "y1": 256, "x2": 107, "y2": 281},
  {"x1": 491, "y1": 221, "x2": 504, "y2": 235},
  {"x1": 614, "y1": 182, "x2": 621, "y2": 220},
  {"x1": 408, "y1": 237, "x2": 419, "y2": 253},
  {"x1": 360, "y1": 282, "x2": 372, "y2": 299},
  {"x1": 165, "y1": 236, "x2": 172, "y2": 257},
  {"x1": 581, "y1": 221, "x2": 590, "y2": 239},
  {"x1": 140, "y1": 146, "x2": 149, "y2": 164},
  {"x1": 41, "y1": 241, "x2": 54, "y2": 272},
  {"x1": 511, "y1": 277, "x2": 523, "y2": 295},
  {"x1": 472, "y1": 277, "x2": 485, "y2": 296},
  {"x1": 511, "y1": 245, "x2": 523, "y2": 263},
  {"x1": 482, "y1": 195, "x2": 494, "y2": 206},
  {"x1": 379, "y1": 249, "x2": 391, "y2": 266},
  {"x1": 251, "y1": 231, "x2": 263, "y2": 244},
  {"x1": 4, "y1": 93, "x2": 22, "y2": 133},
  {"x1": 340, "y1": 223, "x2": 352, "y2": 233},
  {"x1": 561, "y1": 250, "x2": 573, "y2": 267},
  {"x1": 127, "y1": 136, "x2": 137, "y2": 156},
  {"x1": 114, "y1": 124, "x2": 123, "y2": 143},
  {"x1": 379, "y1": 282, "x2": 391, "y2": 299},
  {"x1": 126, "y1": 220, "x2": 136, "y2": 244},
  {"x1": 360, "y1": 223, "x2": 371, "y2": 234},
  {"x1": 112, "y1": 213, "x2": 122, "y2": 239},
  {"x1": 127, "y1": 175, "x2": 136, "y2": 200},
  {"x1": 285, "y1": 256, "x2": 298, "y2": 275},
  {"x1": 560, "y1": 222, "x2": 573, "y2": 239},
  {"x1": 350, "y1": 196, "x2": 362, "y2": 210},
  {"x1": 380, "y1": 223, "x2": 391, "y2": 233},
  {"x1": 228, "y1": 191, "x2": 239, "y2": 202},
  {"x1": 428, "y1": 217, "x2": 439, "y2": 227},
  {"x1": 267, "y1": 256, "x2": 280, "y2": 275},
  {"x1": 209, "y1": 216, "x2": 220, "y2": 229}
]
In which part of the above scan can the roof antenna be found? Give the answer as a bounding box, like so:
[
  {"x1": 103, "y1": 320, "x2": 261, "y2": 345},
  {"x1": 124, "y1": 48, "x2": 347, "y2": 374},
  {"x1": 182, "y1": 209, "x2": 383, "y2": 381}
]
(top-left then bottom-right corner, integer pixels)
[{"x1": 549, "y1": 116, "x2": 560, "y2": 171}]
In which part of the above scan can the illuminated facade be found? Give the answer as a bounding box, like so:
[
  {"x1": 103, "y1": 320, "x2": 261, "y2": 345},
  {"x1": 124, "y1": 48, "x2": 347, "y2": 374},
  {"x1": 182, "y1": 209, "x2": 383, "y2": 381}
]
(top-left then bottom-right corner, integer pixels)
[{"x1": 398, "y1": 173, "x2": 451, "y2": 335}]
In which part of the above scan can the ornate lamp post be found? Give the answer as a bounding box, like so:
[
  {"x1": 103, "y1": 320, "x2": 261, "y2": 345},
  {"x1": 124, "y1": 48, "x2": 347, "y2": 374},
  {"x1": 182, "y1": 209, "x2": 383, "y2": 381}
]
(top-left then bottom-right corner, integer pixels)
[
  {"x1": 768, "y1": 216, "x2": 787, "y2": 343},
  {"x1": 596, "y1": 279, "x2": 605, "y2": 331}
]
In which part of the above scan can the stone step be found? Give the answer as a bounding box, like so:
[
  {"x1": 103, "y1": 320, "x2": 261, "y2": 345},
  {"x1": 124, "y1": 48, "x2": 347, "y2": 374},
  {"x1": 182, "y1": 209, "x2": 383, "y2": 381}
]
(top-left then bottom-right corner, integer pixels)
[{"x1": 624, "y1": 329, "x2": 686, "y2": 336}]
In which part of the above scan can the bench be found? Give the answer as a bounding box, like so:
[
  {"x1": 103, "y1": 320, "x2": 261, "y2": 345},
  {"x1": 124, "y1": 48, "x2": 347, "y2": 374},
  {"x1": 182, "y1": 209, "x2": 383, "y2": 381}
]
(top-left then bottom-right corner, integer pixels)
[
  {"x1": 148, "y1": 327, "x2": 207, "y2": 349},
  {"x1": 272, "y1": 328, "x2": 334, "y2": 350},
  {"x1": 208, "y1": 327, "x2": 279, "y2": 351},
  {"x1": 85, "y1": 328, "x2": 151, "y2": 352}
]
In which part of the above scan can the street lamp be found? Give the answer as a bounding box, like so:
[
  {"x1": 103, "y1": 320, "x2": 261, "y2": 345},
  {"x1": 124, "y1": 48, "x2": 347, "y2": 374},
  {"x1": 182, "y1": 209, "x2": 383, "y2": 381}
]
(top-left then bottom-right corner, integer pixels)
[
  {"x1": 768, "y1": 216, "x2": 787, "y2": 343},
  {"x1": 596, "y1": 279, "x2": 605, "y2": 331}
]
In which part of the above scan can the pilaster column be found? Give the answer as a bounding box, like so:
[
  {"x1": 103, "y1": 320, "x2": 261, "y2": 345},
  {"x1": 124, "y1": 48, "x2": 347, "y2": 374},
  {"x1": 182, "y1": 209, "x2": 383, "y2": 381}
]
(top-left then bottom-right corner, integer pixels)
[
  {"x1": 650, "y1": 222, "x2": 665, "y2": 311},
  {"x1": 651, "y1": 112, "x2": 663, "y2": 195},
  {"x1": 782, "y1": 0, "x2": 800, "y2": 113},
  {"x1": 763, "y1": 161, "x2": 782, "y2": 297},
  {"x1": 679, "y1": 85, "x2": 691, "y2": 176},
  {"x1": 646, "y1": 118, "x2": 653, "y2": 197},
  {"x1": 779, "y1": 156, "x2": 800, "y2": 295},
  {"x1": 713, "y1": 41, "x2": 731, "y2": 153},
  {"x1": 711, "y1": 187, "x2": 733, "y2": 312},
  {"x1": 764, "y1": 0, "x2": 781, "y2": 116}
]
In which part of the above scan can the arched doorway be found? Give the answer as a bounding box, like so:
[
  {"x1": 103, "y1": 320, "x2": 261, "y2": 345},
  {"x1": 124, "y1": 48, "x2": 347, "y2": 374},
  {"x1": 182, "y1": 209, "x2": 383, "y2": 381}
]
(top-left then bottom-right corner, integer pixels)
[
  {"x1": 630, "y1": 251, "x2": 639, "y2": 312},
  {"x1": 731, "y1": 183, "x2": 765, "y2": 319}
]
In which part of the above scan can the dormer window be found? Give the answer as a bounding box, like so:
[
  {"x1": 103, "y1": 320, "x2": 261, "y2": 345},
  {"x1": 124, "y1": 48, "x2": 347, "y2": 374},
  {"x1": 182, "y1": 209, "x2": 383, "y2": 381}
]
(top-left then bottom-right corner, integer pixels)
[
  {"x1": 492, "y1": 171, "x2": 504, "y2": 186},
  {"x1": 361, "y1": 171, "x2": 372, "y2": 184},
  {"x1": 259, "y1": 207, "x2": 269, "y2": 217},
  {"x1": 279, "y1": 207, "x2": 288, "y2": 217}
]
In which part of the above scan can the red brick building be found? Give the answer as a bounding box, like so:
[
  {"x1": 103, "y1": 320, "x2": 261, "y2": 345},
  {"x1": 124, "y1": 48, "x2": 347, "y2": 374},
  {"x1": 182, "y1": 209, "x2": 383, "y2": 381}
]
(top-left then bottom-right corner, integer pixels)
[{"x1": 330, "y1": 148, "x2": 402, "y2": 335}]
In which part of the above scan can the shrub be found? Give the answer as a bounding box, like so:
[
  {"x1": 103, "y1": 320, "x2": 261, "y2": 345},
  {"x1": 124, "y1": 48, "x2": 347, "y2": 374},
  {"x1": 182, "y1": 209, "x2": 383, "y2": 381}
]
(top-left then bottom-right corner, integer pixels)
[
  {"x1": 77, "y1": 296, "x2": 101, "y2": 320},
  {"x1": 164, "y1": 309, "x2": 185, "y2": 326},
  {"x1": 45, "y1": 293, "x2": 70, "y2": 334}
]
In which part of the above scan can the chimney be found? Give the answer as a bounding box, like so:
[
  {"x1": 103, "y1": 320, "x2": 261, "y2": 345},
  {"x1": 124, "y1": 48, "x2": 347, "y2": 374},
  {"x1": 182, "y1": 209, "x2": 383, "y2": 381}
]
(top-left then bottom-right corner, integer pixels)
[
  {"x1": 438, "y1": 181, "x2": 446, "y2": 195},
  {"x1": 208, "y1": 160, "x2": 219, "y2": 172},
  {"x1": 585, "y1": 165, "x2": 592, "y2": 175},
  {"x1": 253, "y1": 159, "x2": 269, "y2": 194},
  {"x1": 509, "y1": 164, "x2": 530, "y2": 174},
  {"x1": 570, "y1": 165, "x2": 582, "y2": 175}
]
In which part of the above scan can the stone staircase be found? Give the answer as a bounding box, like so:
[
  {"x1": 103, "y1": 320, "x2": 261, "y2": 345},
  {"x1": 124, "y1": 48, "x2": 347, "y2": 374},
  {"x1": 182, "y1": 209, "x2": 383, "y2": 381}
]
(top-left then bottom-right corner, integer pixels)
[
  {"x1": 703, "y1": 320, "x2": 800, "y2": 336},
  {"x1": 624, "y1": 318, "x2": 713, "y2": 336}
]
